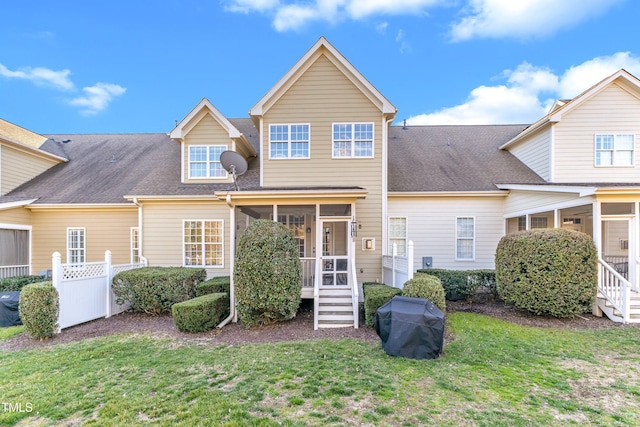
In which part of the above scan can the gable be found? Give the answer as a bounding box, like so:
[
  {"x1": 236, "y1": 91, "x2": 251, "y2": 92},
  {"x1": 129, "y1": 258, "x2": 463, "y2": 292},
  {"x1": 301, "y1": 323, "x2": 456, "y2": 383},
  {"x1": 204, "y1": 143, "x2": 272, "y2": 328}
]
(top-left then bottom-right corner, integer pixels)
[{"x1": 250, "y1": 37, "x2": 395, "y2": 121}]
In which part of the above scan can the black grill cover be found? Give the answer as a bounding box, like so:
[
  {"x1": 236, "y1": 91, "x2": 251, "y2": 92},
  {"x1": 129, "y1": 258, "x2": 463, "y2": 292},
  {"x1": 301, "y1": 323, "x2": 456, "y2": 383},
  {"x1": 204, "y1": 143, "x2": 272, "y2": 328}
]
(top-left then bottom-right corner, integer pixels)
[
  {"x1": 0, "y1": 291, "x2": 22, "y2": 327},
  {"x1": 374, "y1": 296, "x2": 444, "y2": 360}
]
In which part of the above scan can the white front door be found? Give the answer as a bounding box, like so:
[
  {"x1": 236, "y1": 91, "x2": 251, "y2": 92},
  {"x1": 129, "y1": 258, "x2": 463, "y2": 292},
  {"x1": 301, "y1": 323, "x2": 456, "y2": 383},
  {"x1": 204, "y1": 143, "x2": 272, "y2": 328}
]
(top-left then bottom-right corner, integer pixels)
[{"x1": 320, "y1": 220, "x2": 350, "y2": 287}]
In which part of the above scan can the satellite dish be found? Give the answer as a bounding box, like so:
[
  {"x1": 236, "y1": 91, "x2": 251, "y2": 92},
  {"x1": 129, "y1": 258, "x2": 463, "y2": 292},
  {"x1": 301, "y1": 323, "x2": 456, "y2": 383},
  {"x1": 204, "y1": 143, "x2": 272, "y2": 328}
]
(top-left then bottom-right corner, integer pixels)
[{"x1": 220, "y1": 150, "x2": 248, "y2": 191}]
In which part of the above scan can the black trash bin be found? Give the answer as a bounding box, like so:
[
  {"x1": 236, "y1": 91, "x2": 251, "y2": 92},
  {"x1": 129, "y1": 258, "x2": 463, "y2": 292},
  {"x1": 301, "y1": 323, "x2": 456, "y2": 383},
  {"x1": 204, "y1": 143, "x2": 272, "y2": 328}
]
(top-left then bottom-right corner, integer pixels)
[
  {"x1": 0, "y1": 291, "x2": 21, "y2": 327},
  {"x1": 373, "y1": 295, "x2": 444, "y2": 360}
]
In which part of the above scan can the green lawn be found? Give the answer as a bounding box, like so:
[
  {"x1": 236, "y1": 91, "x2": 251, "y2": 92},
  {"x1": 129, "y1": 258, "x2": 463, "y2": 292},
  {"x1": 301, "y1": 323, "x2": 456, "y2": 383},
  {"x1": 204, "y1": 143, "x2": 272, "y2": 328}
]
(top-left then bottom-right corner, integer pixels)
[{"x1": 1, "y1": 313, "x2": 639, "y2": 426}]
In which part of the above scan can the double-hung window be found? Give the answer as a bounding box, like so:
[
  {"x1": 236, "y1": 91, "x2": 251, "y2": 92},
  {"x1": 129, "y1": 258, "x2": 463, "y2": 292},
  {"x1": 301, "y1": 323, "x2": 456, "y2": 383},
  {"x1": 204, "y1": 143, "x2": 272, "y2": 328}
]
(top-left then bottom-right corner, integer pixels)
[
  {"x1": 269, "y1": 124, "x2": 310, "y2": 159},
  {"x1": 189, "y1": 145, "x2": 227, "y2": 178},
  {"x1": 131, "y1": 227, "x2": 140, "y2": 264},
  {"x1": 595, "y1": 134, "x2": 635, "y2": 166},
  {"x1": 183, "y1": 220, "x2": 224, "y2": 267},
  {"x1": 67, "y1": 227, "x2": 86, "y2": 264},
  {"x1": 455, "y1": 217, "x2": 474, "y2": 261},
  {"x1": 388, "y1": 217, "x2": 407, "y2": 256},
  {"x1": 333, "y1": 123, "x2": 374, "y2": 158}
]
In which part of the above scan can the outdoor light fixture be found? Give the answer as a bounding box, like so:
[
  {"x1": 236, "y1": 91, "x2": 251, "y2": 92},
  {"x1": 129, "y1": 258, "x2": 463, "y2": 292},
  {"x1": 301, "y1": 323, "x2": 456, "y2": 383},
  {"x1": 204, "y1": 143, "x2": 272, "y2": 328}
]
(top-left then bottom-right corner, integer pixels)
[
  {"x1": 362, "y1": 238, "x2": 375, "y2": 251},
  {"x1": 351, "y1": 220, "x2": 358, "y2": 237}
]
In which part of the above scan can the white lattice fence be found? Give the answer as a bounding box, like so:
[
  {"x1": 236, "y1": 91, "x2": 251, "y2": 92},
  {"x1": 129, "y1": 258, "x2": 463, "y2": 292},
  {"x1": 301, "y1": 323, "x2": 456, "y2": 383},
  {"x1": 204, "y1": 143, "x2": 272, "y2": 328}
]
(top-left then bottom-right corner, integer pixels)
[{"x1": 52, "y1": 251, "x2": 145, "y2": 330}]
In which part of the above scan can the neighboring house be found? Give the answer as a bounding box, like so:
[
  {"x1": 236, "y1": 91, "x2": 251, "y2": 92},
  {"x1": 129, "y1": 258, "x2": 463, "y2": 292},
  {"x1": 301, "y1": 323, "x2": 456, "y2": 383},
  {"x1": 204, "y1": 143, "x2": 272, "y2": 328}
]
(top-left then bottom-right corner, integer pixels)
[{"x1": 1, "y1": 37, "x2": 639, "y2": 326}]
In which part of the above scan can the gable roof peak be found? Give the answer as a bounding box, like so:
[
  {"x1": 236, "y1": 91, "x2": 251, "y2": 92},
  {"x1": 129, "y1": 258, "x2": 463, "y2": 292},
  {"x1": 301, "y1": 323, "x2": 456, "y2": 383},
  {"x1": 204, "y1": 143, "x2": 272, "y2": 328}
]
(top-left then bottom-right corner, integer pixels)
[
  {"x1": 169, "y1": 97, "x2": 242, "y2": 140},
  {"x1": 249, "y1": 37, "x2": 396, "y2": 118}
]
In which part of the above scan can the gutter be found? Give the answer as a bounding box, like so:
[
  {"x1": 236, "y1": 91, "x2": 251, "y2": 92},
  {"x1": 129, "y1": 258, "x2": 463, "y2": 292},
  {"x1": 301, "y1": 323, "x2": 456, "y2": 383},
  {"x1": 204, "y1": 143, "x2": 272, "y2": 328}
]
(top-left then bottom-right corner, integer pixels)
[{"x1": 217, "y1": 193, "x2": 236, "y2": 328}]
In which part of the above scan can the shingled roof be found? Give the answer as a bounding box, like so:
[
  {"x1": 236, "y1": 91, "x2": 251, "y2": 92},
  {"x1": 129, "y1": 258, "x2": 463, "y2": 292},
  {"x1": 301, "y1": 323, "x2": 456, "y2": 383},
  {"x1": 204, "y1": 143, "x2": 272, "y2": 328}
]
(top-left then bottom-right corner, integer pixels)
[
  {"x1": 2, "y1": 121, "x2": 549, "y2": 205},
  {"x1": 388, "y1": 125, "x2": 546, "y2": 192}
]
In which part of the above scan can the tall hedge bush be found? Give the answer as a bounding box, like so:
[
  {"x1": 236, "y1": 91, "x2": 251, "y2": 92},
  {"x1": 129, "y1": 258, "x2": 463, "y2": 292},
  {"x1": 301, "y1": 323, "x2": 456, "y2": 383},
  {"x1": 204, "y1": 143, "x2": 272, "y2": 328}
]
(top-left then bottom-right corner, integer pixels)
[
  {"x1": 402, "y1": 274, "x2": 446, "y2": 311},
  {"x1": 495, "y1": 229, "x2": 597, "y2": 317},
  {"x1": 234, "y1": 219, "x2": 302, "y2": 327},
  {"x1": 19, "y1": 282, "x2": 59, "y2": 339},
  {"x1": 112, "y1": 267, "x2": 206, "y2": 315}
]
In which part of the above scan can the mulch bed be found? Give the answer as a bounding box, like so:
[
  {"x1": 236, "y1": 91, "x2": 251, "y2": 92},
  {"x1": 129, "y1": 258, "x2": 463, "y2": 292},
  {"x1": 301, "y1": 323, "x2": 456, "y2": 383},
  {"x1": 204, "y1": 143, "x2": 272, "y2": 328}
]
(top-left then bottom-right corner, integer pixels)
[{"x1": 1, "y1": 299, "x2": 633, "y2": 352}]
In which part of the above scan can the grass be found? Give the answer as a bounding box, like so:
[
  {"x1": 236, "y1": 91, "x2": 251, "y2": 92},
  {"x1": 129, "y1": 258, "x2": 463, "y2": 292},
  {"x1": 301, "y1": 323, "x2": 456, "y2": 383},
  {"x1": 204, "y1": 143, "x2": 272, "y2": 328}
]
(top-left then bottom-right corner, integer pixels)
[
  {"x1": 0, "y1": 325, "x2": 24, "y2": 340},
  {"x1": 1, "y1": 313, "x2": 639, "y2": 426}
]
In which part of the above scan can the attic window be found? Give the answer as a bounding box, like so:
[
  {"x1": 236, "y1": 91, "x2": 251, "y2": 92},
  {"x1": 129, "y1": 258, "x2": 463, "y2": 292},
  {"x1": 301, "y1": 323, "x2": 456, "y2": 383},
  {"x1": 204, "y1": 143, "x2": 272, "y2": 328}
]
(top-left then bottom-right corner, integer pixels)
[
  {"x1": 595, "y1": 134, "x2": 634, "y2": 166},
  {"x1": 189, "y1": 145, "x2": 227, "y2": 179}
]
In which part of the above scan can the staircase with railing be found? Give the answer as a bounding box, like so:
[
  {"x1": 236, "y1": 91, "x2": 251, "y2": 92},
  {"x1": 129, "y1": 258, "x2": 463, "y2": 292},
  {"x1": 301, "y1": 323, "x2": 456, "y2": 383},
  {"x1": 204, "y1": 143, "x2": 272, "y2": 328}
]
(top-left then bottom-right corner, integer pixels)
[
  {"x1": 596, "y1": 257, "x2": 640, "y2": 323},
  {"x1": 313, "y1": 258, "x2": 359, "y2": 330}
]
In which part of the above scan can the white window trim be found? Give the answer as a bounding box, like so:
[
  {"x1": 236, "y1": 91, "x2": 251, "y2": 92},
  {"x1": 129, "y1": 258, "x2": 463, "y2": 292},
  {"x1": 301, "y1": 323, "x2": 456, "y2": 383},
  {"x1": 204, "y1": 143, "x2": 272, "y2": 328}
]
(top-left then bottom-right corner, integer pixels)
[
  {"x1": 182, "y1": 220, "x2": 224, "y2": 268},
  {"x1": 268, "y1": 123, "x2": 311, "y2": 160},
  {"x1": 455, "y1": 217, "x2": 475, "y2": 261},
  {"x1": 187, "y1": 145, "x2": 228, "y2": 179},
  {"x1": 388, "y1": 216, "x2": 408, "y2": 256},
  {"x1": 66, "y1": 227, "x2": 86, "y2": 265},
  {"x1": 332, "y1": 122, "x2": 375, "y2": 159},
  {"x1": 130, "y1": 227, "x2": 140, "y2": 264},
  {"x1": 594, "y1": 133, "x2": 635, "y2": 167}
]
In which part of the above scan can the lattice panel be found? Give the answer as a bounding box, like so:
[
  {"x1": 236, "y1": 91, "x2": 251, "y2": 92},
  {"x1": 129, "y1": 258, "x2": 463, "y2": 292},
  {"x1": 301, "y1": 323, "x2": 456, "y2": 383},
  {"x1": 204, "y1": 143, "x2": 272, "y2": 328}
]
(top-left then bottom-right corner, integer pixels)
[{"x1": 62, "y1": 262, "x2": 106, "y2": 280}]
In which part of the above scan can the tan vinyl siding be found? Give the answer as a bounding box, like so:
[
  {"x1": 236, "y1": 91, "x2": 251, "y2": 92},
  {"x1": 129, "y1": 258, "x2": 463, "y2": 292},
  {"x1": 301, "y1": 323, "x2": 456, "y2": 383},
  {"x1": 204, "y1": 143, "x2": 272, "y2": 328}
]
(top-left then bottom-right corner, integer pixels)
[
  {"x1": 509, "y1": 126, "x2": 551, "y2": 180},
  {"x1": 0, "y1": 206, "x2": 31, "y2": 225},
  {"x1": 260, "y1": 53, "x2": 386, "y2": 284},
  {"x1": 554, "y1": 83, "x2": 640, "y2": 182},
  {"x1": 1, "y1": 144, "x2": 58, "y2": 195},
  {"x1": 30, "y1": 208, "x2": 137, "y2": 273},
  {"x1": 182, "y1": 114, "x2": 233, "y2": 184},
  {"x1": 503, "y1": 190, "x2": 589, "y2": 216},
  {"x1": 141, "y1": 201, "x2": 231, "y2": 276},
  {"x1": 388, "y1": 196, "x2": 506, "y2": 270},
  {"x1": 262, "y1": 54, "x2": 382, "y2": 188}
]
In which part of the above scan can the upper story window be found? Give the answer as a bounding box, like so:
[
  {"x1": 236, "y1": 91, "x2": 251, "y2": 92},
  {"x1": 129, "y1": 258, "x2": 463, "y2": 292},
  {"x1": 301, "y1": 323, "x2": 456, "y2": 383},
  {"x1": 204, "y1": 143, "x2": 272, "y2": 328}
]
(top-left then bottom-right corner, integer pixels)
[
  {"x1": 333, "y1": 123, "x2": 374, "y2": 158},
  {"x1": 595, "y1": 134, "x2": 634, "y2": 166},
  {"x1": 269, "y1": 124, "x2": 310, "y2": 159},
  {"x1": 189, "y1": 145, "x2": 227, "y2": 179}
]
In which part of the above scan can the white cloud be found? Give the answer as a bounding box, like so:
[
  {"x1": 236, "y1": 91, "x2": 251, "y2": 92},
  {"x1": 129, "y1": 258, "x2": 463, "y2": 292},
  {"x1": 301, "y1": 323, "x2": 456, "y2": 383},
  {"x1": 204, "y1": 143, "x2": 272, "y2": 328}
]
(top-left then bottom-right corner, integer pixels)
[
  {"x1": 68, "y1": 83, "x2": 126, "y2": 115},
  {"x1": 450, "y1": 0, "x2": 624, "y2": 41},
  {"x1": 226, "y1": 0, "x2": 442, "y2": 31},
  {"x1": 0, "y1": 63, "x2": 74, "y2": 90},
  {"x1": 406, "y1": 52, "x2": 640, "y2": 125}
]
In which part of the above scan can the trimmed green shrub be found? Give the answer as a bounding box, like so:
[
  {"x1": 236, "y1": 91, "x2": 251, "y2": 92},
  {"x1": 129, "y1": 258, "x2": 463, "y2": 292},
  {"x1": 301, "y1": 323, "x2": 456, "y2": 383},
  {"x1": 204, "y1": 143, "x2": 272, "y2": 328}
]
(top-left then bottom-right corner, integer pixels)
[
  {"x1": 172, "y1": 292, "x2": 230, "y2": 332},
  {"x1": 0, "y1": 275, "x2": 47, "y2": 292},
  {"x1": 112, "y1": 267, "x2": 206, "y2": 315},
  {"x1": 402, "y1": 274, "x2": 446, "y2": 312},
  {"x1": 234, "y1": 219, "x2": 302, "y2": 327},
  {"x1": 416, "y1": 269, "x2": 497, "y2": 301},
  {"x1": 196, "y1": 276, "x2": 231, "y2": 297},
  {"x1": 495, "y1": 229, "x2": 597, "y2": 318},
  {"x1": 363, "y1": 282, "x2": 402, "y2": 327},
  {"x1": 18, "y1": 282, "x2": 59, "y2": 339}
]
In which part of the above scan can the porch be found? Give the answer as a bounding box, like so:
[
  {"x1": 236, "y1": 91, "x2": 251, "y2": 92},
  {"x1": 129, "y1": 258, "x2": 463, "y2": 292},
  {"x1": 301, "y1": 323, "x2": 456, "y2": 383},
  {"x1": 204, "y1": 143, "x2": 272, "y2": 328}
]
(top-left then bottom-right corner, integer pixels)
[
  {"x1": 507, "y1": 200, "x2": 640, "y2": 323},
  {"x1": 232, "y1": 202, "x2": 361, "y2": 329}
]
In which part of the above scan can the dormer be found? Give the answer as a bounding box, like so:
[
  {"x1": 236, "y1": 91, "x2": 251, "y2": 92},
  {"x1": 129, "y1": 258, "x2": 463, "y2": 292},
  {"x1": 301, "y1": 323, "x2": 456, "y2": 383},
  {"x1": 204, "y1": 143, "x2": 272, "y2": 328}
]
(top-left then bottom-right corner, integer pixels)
[{"x1": 170, "y1": 99, "x2": 256, "y2": 184}]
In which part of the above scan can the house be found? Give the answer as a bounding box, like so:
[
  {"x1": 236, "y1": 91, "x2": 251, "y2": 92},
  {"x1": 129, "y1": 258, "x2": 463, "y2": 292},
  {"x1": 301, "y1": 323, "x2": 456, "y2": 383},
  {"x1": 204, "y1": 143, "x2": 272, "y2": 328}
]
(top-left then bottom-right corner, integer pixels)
[{"x1": 1, "y1": 37, "x2": 639, "y2": 326}]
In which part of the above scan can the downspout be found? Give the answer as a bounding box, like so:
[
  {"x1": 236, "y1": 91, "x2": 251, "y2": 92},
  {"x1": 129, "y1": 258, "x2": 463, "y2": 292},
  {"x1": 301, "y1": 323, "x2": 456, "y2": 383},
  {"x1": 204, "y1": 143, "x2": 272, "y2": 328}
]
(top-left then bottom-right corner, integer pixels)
[
  {"x1": 132, "y1": 198, "x2": 147, "y2": 265},
  {"x1": 217, "y1": 193, "x2": 236, "y2": 328}
]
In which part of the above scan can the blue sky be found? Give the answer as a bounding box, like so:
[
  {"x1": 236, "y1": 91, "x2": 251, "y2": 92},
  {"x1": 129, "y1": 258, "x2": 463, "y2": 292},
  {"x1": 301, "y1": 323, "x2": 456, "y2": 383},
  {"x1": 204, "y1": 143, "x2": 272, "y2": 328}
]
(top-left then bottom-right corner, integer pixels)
[{"x1": 1, "y1": 0, "x2": 639, "y2": 134}]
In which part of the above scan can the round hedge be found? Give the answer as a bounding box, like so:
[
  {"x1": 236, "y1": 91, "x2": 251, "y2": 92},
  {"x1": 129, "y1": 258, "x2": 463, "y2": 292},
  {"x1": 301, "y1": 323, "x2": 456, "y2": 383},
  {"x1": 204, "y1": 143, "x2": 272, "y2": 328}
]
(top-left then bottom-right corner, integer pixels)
[
  {"x1": 19, "y1": 281, "x2": 59, "y2": 339},
  {"x1": 234, "y1": 219, "x2": 302, "y2": 327},
  {"x1": 402, "y1": 274, "x2": 446, "y2": 312},
  {"x1": 495, "y1": 228, "x2": 597, "y2": 318}
]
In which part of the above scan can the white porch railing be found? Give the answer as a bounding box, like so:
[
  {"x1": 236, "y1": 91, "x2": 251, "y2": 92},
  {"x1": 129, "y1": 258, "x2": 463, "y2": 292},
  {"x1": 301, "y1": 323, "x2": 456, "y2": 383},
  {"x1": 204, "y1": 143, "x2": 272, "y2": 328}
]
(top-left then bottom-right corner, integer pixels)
[
  {"x1": 350, "y1": 255, "x2": 359, "y2": 329},
  {"x1": 301, "y1": 257, "x2": 315, "y2": 288},
  {"x1": 0, "y1": 265, "x2": 30, "y2": 279},
  {"x1": 598, "y1": 257, "x2": 631, "y2": 323},
  {"x1": 382, "y1": 241, "x2": 414, "y2": 288}
]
